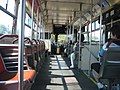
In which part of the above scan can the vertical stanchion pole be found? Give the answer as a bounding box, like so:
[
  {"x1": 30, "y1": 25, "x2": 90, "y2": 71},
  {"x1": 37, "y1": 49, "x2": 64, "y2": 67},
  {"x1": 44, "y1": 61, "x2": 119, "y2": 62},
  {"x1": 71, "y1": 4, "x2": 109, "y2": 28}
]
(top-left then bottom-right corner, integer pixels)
[
  {"x1": 36, "y1": 8, "x2": 39, "y2": 40},
  {"x1": 78, "y1": 3, "x2": 82, "y2": 69},
  {"x1": 67, "y1": 25, "x2": 68, "y2": 37},
  {"x1": 39, "y1": 13, "x2": 42, "y2": 39},
  {"x1": 87, "y1": 24, "x2": 89, "y2": 42},
  {"x1": 18, "y1": 0, "x2": 26, "y2": 90},
  {"x1": 99, "y1": 0, "x2": 103, "y2": 61},
  {"x1": 43, "y1": 24, "x2": 45, "y2": 39},
  {"x1": 88, "y1": 0, "x2": 93, "y2": 76},
  {"x1": 41, "y1": 16, "x2": 44, "y2": 39},
  {"x1": 72, "y1": 24, "x2": 74, "y2": 40},
  {"x1": 31, "y1": 0, "x2": 34, "y2": 40}
]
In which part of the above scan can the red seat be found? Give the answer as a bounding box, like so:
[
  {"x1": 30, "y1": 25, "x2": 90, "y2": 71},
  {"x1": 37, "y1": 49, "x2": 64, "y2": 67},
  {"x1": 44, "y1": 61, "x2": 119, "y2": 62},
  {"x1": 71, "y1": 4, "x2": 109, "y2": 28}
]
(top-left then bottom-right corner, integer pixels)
[{"x1": 0, "y1": 36, "x2": 36, "y2": 90}]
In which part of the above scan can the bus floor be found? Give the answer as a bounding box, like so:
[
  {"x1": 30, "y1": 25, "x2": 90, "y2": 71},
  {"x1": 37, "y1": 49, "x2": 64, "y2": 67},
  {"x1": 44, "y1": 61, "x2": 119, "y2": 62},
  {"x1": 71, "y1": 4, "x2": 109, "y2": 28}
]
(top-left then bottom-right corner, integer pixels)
[{"x1": 31, "y1": 55, "x2": 98, "y2": 90}]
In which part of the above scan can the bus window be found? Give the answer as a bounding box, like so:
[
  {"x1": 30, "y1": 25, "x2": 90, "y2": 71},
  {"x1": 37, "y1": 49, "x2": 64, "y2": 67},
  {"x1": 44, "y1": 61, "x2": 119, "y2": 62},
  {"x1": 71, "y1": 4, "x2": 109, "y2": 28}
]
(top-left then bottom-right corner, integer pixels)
[
  {"x1": 58, "y1": 34, "x2": 68, "y2": 44},
  {"x1": 84, "y1": 33, "x2": 89, "y2": 42},
  {"x1": 0, "y1": 0, "x2": 7, "y2": 9},
  {"x1": 0, "y1": 10, "x2": 13, "y2": 34},
  {"x1": 33, "y1": 31, "x2": 37, "y2": 39},
  {"x1": 108, "y1": 31, "x2": 111, "y2": 39},
  {"x1": 92, "y1": 22, "x2": 95, "y2": 30},
  {"x1": 25, "y1": 26, "x2": 32, "y2": 38},
  {"x1": 95, "y1": 20, "x2": 99, "y2": 29},
  {"x1": 0, "y1": 0, "x2": 15, "y2": 14},
  {"x1": 25, "y1": 13, "x2": 31, "y2": 26},
  {"x1": 7, "y1": 0, "x2": 15, "y2": 14},
  {"x1": 85, "y1": 26, "x2": 87, "y2": 32},
  {"x1": 91, "y1": 30, "x2": 100, "y2": 42}
]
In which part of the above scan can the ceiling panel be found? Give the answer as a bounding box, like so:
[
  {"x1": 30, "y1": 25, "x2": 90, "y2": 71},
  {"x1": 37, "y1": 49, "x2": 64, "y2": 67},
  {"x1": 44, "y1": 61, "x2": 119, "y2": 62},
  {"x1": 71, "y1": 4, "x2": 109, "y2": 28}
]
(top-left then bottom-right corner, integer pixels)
[{"x1": 39, "y1": 0, "x2": 100, "y2": 32}]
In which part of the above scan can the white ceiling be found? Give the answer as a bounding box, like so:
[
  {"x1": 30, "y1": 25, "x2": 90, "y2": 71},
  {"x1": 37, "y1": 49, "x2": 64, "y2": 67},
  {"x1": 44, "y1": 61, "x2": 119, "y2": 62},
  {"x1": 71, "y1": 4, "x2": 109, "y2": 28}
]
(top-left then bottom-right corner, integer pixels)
[
  {"x1": 40, "y1": 0, "x2": 120, "y2": 32},
  {"x1": 45, "y1": 0, "x2": 99, "y2": 25}
]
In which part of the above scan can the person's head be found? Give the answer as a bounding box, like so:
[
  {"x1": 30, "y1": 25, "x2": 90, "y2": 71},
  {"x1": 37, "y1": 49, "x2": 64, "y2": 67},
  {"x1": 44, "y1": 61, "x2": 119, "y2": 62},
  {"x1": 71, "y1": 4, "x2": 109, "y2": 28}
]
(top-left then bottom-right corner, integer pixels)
[
  {"x1": 77, "y1": 34, "x2": 85, "y2": 42},
  {"x1": 110, "y1": 24, "x2": 120, "y2": 39}
]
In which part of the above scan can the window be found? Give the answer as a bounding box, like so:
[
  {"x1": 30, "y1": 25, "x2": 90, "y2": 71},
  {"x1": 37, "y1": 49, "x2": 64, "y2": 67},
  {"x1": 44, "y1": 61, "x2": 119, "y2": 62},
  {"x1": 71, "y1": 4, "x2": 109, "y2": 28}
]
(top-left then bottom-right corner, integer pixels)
[
  {"x1": 92, "y1": 22, "x2": 95, "y2": 30},
  {"x1": 85, "y1": 26, "x2": 87, "y2": 32},
  {"x1": 0, "y1": 10, "x2": 13, "y2": 34},
  {"x1": 0, "y1": 0, "x2": 15, "y2": 34},
  {"x1": 88, "y1": 23, "x2": 91, "y2": 31},
  {"x1": 33, "y1": 31, "x2": 37, "y2": 39},
  {"x1": 84, "y1": 33, "x2": 88, "y2": 42},
  {"x1": 25, "y1": 13, "x2": 31, "y2": 26},
  {"x1": 34, "y1": 23, "x2": 37, "y2": 30},
  {"x1": 91, "y1": 30, "x2": 100, "y2": 41},
  {"x1": 25, "y1": 26, "x2": 32, "y2": 38},
  {"x1": 7, "y1": 0, "x2": 15, "y2": 14},
  {"x1": 95, "y1": 20, "x2": 100, "y2": 29},
  {"x1": 58, "y1": 34, "x2": 68, "y2": 44},
  {"x1": 0, "y1": 0, "x2": 15, "y2": 14},
  {"x1": 0, "y1": 0, "x2": 7, "y2": 9}
]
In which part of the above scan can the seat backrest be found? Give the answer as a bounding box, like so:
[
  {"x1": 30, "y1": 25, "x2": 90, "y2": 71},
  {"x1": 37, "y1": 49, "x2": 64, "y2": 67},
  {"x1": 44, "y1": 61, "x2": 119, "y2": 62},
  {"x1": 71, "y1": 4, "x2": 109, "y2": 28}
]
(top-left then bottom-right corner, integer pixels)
[
  {"x1": 0, "y1": 54, "x2": 6, "y2": 73},
  {"x1": 0, "y1": 35, "x2": 18, "y2": 44},
  {"x1": 99, "y1": 47, "x2": 120, "y2": 79}
]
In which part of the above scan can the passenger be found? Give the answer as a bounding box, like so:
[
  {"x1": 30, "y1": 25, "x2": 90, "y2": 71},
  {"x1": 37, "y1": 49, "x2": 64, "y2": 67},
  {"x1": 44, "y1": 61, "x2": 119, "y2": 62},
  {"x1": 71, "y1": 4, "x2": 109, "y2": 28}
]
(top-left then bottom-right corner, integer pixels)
[
  {"x1": 69, "y1": 41, "x2": 74, "y2": 68},
  {"x1": 73, "y1": 34, "x2": 85, "y2": 68},
  {"x1": 70, "y1": 34, "x2": 85, "y2": 68},
  {"x1": 91, "y1": 24, "x2": 120, "y2": 89}
]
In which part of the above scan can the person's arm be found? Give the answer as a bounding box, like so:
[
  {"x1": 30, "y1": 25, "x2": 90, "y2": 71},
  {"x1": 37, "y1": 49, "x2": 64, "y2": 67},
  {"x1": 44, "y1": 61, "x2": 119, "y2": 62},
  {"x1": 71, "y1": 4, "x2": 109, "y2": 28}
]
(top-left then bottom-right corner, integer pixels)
[{"x1": 98, "y1": 42, "x2": 108, "y2": 57}]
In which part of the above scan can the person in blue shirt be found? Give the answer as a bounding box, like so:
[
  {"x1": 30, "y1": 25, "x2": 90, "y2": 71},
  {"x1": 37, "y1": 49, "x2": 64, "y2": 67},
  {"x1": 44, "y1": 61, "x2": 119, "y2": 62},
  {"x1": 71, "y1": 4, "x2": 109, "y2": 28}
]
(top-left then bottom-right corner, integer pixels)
[{"x1": 91, "y1": 24, "x2": 120, "y2": 89}]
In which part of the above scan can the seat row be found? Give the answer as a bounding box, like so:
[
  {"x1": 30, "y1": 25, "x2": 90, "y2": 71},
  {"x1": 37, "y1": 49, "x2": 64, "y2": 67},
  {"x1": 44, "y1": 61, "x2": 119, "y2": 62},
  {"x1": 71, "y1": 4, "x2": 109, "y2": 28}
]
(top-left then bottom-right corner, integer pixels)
[{"x1": 0, "y1": 34, "x2": 46, "y2": 90}]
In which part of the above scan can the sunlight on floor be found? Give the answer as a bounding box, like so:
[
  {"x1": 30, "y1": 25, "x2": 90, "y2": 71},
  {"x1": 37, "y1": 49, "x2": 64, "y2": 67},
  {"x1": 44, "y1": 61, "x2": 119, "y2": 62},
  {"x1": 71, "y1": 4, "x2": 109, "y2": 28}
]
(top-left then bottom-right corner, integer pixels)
[{"x1": 46, "y1": 55, "x2": 82, "y2": 90}]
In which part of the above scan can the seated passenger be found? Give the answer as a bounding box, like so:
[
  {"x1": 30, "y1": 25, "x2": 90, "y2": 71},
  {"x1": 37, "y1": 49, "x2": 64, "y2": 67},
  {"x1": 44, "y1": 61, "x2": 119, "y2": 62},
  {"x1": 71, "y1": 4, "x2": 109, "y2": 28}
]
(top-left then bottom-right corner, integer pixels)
[{"x1": 91, "y1": 24, "x2": 120, "y2": 89}]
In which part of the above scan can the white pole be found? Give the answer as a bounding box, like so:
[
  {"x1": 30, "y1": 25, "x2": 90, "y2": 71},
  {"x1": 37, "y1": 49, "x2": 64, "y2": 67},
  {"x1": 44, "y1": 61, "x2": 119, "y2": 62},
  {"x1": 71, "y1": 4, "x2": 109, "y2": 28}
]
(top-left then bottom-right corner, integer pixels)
[
  {"x1": 18, "y1": 0, "x2": 26, "y2": 90},
  {"x1": 72, "y1": 24, "x2": 74, "y2": 41},
  {"x1": 99, "y1": 0, "x2": 103, "y2": 61}
]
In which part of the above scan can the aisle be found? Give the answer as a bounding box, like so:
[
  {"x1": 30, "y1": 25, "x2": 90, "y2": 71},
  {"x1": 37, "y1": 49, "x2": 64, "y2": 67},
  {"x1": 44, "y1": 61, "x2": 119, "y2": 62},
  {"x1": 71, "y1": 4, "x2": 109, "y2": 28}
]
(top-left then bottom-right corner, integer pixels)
[
  {"x1": 47, "y1": 55, "x2": 82, "y2": 90},
  {"x1": 31, "y1": 55, "x2": 98, "y2": 90}
]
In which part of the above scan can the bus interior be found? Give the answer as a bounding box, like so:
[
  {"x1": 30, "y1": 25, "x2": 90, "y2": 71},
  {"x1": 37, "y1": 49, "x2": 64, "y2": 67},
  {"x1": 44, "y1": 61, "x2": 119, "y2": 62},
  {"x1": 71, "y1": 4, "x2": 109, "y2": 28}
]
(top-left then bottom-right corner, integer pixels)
[{"x1": 0, "y1": 0, "x2": 120, "y2": 90}]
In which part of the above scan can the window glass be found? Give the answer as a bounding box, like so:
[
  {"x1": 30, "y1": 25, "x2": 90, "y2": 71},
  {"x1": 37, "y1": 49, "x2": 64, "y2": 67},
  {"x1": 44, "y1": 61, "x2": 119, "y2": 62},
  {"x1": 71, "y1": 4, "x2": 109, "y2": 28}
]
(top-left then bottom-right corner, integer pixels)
[
  {"x1": 85, "y1": 26, "x2": 87, "y2": 32},
  {"x1": 16, "y1": 0, "x2": 21, "y2": 34},
  {"x1": 92, "y1": 22, "x2": 95, "y2": 30},
  {"x1": 33, "y1": 31, "x2": 37, "y2": 39},
  {"x1": 58, "y1": 34, "x2": 68, "y2": 45},
  {"x1": 95, "y1": 20, "x2": 100, "y2": 29},
  {"x1": 0, "y1": 0, "x2": 15, "y2": 14},
  {"x1": 91, "y1": 30, "x2": 101, "y2": 41},
  {"x1": 88, "y1": 23, "x2": 91, "y2": 31},
  {"x1": 34, "y1": 23, "x2": 37, "y2": 30},
  {"x1": 7, "y1": 0, "x2": 15, "y2": 14},
  {"x1": 0, "y1": 0, "x2": 7, "y2": 9},
  {"x1": 25, "y1": 13, "x2": 31, "y2": 26},
  {"x1": 25, "y1": 26, "x2": 32, "y2": 38},
  {"x1": 0, "y1": 10, "x2": 12, "y2": 34},
  {"x1": 84, "y1": 33, "x2": 88, "y2": 42}
]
